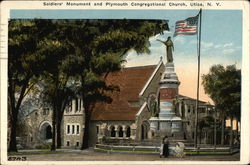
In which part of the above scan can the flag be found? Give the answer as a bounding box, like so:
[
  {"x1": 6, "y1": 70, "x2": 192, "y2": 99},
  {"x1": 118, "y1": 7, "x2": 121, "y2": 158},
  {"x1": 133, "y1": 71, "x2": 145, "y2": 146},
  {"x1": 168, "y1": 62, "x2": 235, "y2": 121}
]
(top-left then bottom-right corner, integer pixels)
[{"x1": 174, "y1": 14, "x2": 199, "y2": 37}]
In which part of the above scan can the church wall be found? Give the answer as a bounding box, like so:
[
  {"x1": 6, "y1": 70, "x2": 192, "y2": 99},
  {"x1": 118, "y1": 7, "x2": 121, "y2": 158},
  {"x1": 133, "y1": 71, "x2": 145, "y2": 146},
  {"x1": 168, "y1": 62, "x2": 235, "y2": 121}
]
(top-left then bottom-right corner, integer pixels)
[
  {"x1": 63, "y1": 114, "x2": 84, "y2": 148},
  {"x1": 89, "y1": 120, "x2": 135, "y2": 146},
  {"x1": 135, "y1": 62, "x2": 165, "y2": 141},
  {"x1": 180, "y1": 99, "x2": 196, "y2": 141},
  {"x1": 22, "y1": 63, "x2": 219, "y2": 149},
  {"x1": 63, "y1": 99, "x2": 84, "y2": 148},
  {"x1": 178, "y1": 98, "x2": 216, "y2": 143},
  {"x1": 135, "y1": 105, "x2": 151, "y2": 140},
  {"x1": 24, "y1": 108, "x2": 52, "y2": 148}
]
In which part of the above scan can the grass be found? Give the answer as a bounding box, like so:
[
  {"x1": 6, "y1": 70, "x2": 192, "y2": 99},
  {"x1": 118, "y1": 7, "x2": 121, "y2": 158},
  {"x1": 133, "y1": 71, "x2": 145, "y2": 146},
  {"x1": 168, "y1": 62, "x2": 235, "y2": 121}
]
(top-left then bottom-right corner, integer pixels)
[
  {"x1": 95, "y1": 147, "x2": 233, "y2": 155},
  {"x1": 185, "y1": 151, "x2": 231, "y2": 155},
  {"x1": 8, "y1": 150, "x2": 67, "y2": 156},
  {"x1": 8, "y1": 148, "x2": 235, "y2": 156},
  {"x1": 95, "y1": 147, "x2": 158, "y2": 154}
]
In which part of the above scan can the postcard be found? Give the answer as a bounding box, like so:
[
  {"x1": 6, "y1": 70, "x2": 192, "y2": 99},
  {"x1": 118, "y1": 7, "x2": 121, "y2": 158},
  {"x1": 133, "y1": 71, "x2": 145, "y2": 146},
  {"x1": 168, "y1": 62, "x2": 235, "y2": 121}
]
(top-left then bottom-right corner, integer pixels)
[{"x1": 0, "y1": 1, "x2": 249, "y2": 165}]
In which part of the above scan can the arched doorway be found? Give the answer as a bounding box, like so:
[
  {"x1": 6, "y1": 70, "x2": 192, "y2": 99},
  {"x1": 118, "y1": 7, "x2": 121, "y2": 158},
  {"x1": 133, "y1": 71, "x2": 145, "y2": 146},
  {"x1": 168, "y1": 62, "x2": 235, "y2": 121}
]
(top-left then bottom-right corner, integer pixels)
[
  {"x1": 141, "y1": 121, "x2": 149, "y2": 140},
  {"x1": 141, "y1": 125, "x2": 145, "y2": 140},
  {"x1": 39, "y1": 121, "x2": 52, "y2": 140}
]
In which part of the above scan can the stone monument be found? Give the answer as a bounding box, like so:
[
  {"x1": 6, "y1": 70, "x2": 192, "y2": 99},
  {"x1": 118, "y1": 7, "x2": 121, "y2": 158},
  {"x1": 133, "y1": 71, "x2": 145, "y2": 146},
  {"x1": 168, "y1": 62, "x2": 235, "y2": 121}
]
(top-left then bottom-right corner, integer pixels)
[{"x1": 149, "y1": 37, "x2": 183, "y2": 139}]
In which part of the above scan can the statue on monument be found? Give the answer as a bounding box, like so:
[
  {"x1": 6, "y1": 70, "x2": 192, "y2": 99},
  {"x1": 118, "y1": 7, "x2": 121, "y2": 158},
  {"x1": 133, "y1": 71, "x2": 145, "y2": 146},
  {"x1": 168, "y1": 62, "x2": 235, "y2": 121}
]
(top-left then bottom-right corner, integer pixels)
[{"x1": 157, "y1": 36, "x2": 174, "y2": 63}]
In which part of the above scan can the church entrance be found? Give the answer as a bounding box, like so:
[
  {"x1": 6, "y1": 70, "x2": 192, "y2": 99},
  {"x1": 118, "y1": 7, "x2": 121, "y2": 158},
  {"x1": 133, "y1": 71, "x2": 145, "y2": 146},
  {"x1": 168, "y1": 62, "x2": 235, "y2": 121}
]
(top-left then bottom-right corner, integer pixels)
[
  {"x1": 45, "y1": 125, "x2": 52, "y2": 139},
  {"x1": 141, "y1": 121, "x2": 149, "y2": 140},
  {"x1": 40, "y1": 121, "x2": 52, "y2": 140}
]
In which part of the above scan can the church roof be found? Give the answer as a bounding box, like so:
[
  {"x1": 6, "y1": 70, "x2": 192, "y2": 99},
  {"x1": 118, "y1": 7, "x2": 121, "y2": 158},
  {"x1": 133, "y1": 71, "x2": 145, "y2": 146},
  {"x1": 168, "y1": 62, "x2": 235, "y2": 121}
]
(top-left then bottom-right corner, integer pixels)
[
  {"x1": 91, "y1": 65, "x2": 157, "y2": 121},
  {"x1": 178, "y1": 94, "x2": 208, "y2": 105}
]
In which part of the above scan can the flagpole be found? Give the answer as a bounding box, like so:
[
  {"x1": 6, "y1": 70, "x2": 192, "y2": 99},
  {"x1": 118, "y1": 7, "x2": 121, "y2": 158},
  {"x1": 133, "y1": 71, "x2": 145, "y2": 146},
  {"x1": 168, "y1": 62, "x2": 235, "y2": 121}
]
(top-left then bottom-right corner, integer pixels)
[{"x1": 194, "y1": 8, "x2": 202, "y2": 149}]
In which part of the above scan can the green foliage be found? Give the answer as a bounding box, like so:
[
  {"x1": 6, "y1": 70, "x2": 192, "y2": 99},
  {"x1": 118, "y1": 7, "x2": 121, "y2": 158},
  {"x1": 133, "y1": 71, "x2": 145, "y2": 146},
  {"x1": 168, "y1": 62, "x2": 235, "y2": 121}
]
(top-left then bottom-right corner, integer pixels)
[
  {"x1": 9, "y1": 20, "x2": 57, "y2": 79},
  {"x1": 8, "y1": 19, "x2": 60, "y2": 152},
  {"x1": 202, "y1": 64, "x2": 241, "y2": 119},
  {"x1": 198, "y1": 116, "x2": 214, "y2": 130},
  {"x1": 56, "y1": 19, "x2": 166, "y2": 109},
  {"x1": 35, "y1": 144, "x2": 51, "y2": 149},
  {"x1": 8, "y1": 19, "x2": 167, "y2": 151}
]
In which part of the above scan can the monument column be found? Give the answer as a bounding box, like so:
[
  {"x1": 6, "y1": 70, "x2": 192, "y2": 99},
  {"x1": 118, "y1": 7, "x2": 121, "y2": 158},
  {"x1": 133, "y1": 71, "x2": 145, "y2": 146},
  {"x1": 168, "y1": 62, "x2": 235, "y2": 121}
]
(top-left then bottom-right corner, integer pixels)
[{"x1": 149, "y1": 36, "x2": 183, "y2": 139}]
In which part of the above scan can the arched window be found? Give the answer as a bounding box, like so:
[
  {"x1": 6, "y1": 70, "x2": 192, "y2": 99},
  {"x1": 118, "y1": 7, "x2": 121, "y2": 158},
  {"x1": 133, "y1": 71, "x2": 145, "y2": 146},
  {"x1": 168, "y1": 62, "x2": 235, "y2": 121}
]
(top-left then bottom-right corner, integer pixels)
[
  {"x1": 68, "y1": 101, "x2": 72, "y2": 112},
  {"x1": 75, "y1": 99, "x2": 78, "y2": 112},
  {"x1": 110, "y1": 126, "x2": 116, "y2": 137},
  {"x1": 126, "y1": 126, "x2": 131, "y2": 137},
  {"x1": 118, "y1": 126, "x2": 123, "y2": 137}
]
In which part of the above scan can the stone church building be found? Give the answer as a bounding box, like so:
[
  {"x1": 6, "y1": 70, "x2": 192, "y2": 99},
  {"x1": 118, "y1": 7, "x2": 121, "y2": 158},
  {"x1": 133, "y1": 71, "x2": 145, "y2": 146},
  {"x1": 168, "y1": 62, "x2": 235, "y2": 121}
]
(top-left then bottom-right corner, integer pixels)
[{"x1": 24, "y1": 59, "x2": 215, "y2": 149}]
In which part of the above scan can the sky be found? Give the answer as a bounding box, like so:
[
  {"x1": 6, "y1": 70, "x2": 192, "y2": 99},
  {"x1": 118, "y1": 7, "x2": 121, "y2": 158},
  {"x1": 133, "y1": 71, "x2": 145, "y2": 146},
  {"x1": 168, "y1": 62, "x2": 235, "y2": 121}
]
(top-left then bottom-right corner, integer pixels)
[{"x1": 10, "y1": 9, "x2": 242, "y2": 103}]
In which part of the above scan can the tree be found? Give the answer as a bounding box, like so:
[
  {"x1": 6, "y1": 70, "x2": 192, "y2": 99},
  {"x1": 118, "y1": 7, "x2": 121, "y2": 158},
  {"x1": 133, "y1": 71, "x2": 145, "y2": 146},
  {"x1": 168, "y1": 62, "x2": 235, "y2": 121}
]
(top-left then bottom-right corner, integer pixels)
[
  {"x1": 8, "y1": 20, "x2": 57, "y2": 152},
  {"x1": 41, "y1": 77, "x2": 76, "y2": 150},
  {"x1": 62, "y1": 19, "x2": 168, "y2": 149},
  {"x1": 37, "y1": 29, "x2": 77, "y2": 150},
  {"x1": 202, "y1": 64, "x2": 241, "y2": 146},
  {"x1": 198, "y1": 116, "x2": 214, "y2": 144},
  {"x1": 8, "y1": 19, "x2": 168, "y2": 151}
]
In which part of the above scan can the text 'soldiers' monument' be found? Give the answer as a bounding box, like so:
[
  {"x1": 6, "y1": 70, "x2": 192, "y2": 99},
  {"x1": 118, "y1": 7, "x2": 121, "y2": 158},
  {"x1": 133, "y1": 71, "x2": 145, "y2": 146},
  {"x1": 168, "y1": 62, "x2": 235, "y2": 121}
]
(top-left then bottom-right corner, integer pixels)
[{"x1": 149, "y1": 36, "x2": 183, "y2": 139}]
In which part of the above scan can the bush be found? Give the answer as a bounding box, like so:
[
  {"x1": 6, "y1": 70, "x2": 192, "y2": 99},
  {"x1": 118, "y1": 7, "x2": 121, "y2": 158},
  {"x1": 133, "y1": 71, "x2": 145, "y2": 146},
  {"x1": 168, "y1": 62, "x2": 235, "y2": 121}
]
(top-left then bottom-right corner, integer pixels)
[{"x1": 35, "y1": 144, "x2": 51, "y2": 149}]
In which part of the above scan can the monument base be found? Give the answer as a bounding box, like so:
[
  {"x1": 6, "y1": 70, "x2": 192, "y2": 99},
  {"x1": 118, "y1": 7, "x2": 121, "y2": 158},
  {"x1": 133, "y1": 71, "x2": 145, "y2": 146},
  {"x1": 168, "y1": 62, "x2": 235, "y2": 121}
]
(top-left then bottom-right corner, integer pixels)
[{"x1": 149, "y1": 117, "x2": 184, "y2": 140}]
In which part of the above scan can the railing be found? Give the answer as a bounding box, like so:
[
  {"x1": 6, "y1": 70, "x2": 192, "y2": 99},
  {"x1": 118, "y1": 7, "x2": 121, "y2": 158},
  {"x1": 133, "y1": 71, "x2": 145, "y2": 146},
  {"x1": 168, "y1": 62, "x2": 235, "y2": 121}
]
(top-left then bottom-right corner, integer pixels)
[
  {"x1": 95, "y1": 144, "x2": 239, "y2": 155},
  {"x1": 95, "y1": 144, "x2": 160, "y2": 154}
]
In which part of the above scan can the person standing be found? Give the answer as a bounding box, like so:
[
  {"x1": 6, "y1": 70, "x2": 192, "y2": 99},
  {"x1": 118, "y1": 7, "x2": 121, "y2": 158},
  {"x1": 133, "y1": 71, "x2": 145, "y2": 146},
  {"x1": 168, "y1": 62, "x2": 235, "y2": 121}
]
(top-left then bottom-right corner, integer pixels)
[{"x1": 162, "y1": 135, "x2": 169, "y2": 157}]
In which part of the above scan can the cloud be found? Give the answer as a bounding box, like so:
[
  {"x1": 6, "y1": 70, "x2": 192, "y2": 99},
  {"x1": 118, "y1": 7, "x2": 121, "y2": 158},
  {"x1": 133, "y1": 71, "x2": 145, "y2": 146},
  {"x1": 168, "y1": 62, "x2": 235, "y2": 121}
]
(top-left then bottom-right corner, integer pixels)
[
  {"x1": 150, "y1": 30, "x2": 172, "y2": 41},
  {"x1": 125, "y1": 52, "x2": 161, "y2": 67},
  {"x1": 223, "y1": 42, "x2": 233, "y2": 47},
  {"x1": 235, "y1": 46, "x2": 242, "y2": 50},
  {"x1": 201, "y1": 41, "x2": 214, "y2": 48},
  {"x1": 214, "y1": 44, "x2": 222, "y2": 48},
  {"x1": 173, "y1": 36, "x2": 186, "y2": 44},
  {"x1": 125, "y1": 41, "x2": 166, "y2": 67},
  {"x1": 189, "y1": 40, "x2": 197, "y2": 44},
  {"x1": 223, "y1": 48, "x2": 235, "y2": 55}
]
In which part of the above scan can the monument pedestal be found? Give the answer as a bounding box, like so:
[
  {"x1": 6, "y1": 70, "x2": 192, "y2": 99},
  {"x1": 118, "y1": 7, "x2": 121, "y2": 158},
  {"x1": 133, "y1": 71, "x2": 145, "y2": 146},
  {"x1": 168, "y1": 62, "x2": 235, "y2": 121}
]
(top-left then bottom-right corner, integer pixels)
[{"x1": 149, "y1": 62, "x2": 183, "y2": 139}]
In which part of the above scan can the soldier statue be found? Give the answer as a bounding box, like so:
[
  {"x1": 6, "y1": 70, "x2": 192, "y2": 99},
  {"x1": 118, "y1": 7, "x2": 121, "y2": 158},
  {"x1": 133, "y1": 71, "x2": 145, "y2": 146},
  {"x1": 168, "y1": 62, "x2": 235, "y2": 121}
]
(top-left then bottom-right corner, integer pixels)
[{"x1": 157, "y1": 36, "x2": 174, "y2": 63}]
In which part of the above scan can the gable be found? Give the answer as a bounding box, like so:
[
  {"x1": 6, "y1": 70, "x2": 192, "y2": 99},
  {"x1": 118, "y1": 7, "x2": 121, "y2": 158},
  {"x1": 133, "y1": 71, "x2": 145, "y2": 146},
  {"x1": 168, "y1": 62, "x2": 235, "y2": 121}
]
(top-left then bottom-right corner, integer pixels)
[{"x1": 91, "y1": 65, "x2": 157, "y2": 121}]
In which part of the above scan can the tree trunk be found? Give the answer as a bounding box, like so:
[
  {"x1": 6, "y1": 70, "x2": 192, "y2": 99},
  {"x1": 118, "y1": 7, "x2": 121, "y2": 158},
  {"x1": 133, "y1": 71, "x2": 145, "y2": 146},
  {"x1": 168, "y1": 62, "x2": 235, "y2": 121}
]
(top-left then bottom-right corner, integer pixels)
[
  {"x1": 236, "y1": 117, "x2": 239, "y2": 141},
  {"x1": 205, "y1": 132, "x2": 207, "y2": 144},
  {"x1": 221, "y1": 112, "x2": 225, "y2": 145},
  {"x1": 8, "y1": 108, "x2": 18, "y2": 152},
  {"x1": 56, "y1": 105, "x2": 66, "y2": 149},
  {"x1": 51, "y1": 106, "x2": 57, "y2": 151},
  {"x1": 229, "y1": 117, "x2": 233, "y2": 147},
  {"x1": 214, "y1": 114, "x2": 217, "y2": 147},
  {"x1": 8, "y1": 79, "x2": 29, "y2": 152},
  {"x1": 81, "y1": 109, "x2": 90, "y2": 150},
  {"x1": 56, "y1": 117, "x2": 62, "y2": 149}
]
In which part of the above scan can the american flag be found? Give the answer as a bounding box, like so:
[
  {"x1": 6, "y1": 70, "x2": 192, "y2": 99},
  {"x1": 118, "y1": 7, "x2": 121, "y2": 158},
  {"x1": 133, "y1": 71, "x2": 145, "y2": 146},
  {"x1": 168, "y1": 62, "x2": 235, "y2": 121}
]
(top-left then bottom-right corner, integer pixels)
[{"x1": 174, "y1": 14, "x2": 199, "y2": 37}]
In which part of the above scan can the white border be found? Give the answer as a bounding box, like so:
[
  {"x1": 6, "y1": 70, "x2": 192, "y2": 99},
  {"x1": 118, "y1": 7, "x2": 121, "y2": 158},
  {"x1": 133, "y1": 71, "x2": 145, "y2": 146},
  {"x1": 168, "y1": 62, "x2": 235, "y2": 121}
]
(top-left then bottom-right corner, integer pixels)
[{"x1": 0, "y1": 1, "x2": 249, "y2": 165}]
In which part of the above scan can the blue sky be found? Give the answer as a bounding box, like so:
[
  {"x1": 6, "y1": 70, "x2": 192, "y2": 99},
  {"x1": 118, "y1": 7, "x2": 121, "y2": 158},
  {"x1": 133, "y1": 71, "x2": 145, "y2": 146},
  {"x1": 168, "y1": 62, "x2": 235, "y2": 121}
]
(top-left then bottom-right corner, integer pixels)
[
  {"x1": 10, "y1": 9, "x2": 242, "y2": 67},
  {"x1": 10, "y1": 9, "x2": 242, "y2": 102}
]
